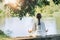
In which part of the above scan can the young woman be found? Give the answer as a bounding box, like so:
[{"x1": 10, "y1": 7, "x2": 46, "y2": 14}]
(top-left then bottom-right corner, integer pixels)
[{"x1": 36, "y1": 13, "x2": 47, "y2": 36}]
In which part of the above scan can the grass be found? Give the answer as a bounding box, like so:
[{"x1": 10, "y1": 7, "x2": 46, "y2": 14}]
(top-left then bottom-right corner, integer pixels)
[
  {"x1": 0, "y1": 30, "x2": 12, "y2": 40},
  {"x1": 0, "y1": 34, "x2": 13, "y2": 40}
]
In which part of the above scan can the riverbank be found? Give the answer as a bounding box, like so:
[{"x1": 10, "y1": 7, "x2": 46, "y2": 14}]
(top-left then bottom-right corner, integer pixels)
[{"x1": 0, "y1": 34, "x2": 60, "y2": 40}]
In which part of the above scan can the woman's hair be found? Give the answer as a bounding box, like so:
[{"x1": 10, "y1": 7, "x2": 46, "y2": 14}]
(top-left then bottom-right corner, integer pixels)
[
  {"x1": 36, "y1": 13, "x2": 42, "y2": 19},
  {"x1": 36, "y1": 13, "x2": 42, "y2": 25}
]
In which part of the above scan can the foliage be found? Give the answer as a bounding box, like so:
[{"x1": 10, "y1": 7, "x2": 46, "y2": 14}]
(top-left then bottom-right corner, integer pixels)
[
  {"x1": 37, "y1": 0, "x2": 50, "y2": 7},
  {"x1": 53, "y1": 0, "x2": 60, "y2": 5},
  {"x1": 0, "y1": 30, "x2": 8, "y2": 38},
  {"x1": 0, "y1": 30, "x2": 4, "y2": 34},
  {"x1": 0, "y1": 0, "x2": 2, "y2": 2},
  {"x1": 9, "y1": 0, "x2": 50, "y2": 17},
  {"x1": 0, "y1": 10, "x2": 2, "y2": 13},
  {"x1": 0, "y1": 9, "x2": 5, "y2": 17},
  {"x1": 1, "y1": 0, "x2": 60, "y2": 18}
]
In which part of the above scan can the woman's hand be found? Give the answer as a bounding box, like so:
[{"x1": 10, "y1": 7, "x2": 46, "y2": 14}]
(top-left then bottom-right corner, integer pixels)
[{"x1": 28, "y1": 29, "x2": 33, "y2": 33}]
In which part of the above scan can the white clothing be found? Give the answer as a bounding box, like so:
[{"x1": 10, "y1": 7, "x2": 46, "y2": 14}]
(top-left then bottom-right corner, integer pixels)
[{"x1": 34, "y1": 19, "x2": 46, "y2": 36}]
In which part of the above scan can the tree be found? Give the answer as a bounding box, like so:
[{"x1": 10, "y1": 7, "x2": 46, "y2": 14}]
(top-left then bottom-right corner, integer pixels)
[
  {"x1": 53, "y1": 0, "x2": 60, "y2": 5},
  {"x1": 37, "y1": 0, "x2": 50, "y2": 7},
  {"x1": 0, "y1": 0, "x2": 2, "y2": 2},
  {"x1": 4, "y1": 0, "x2": 50, "y2": 18}
]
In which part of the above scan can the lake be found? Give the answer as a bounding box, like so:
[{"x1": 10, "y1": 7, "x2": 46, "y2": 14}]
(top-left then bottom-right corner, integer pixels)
[{"x1": 0, "y1": 17, "x2": 60, "y2": 37}]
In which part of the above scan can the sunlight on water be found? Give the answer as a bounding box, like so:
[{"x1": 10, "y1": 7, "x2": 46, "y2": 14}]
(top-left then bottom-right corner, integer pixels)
[
  {"x1": 43, "y1": 17, "x2": 57, "y2": 35},
  {"x1": 2, "y1": 17, "x2": 35, "y2": 37}
]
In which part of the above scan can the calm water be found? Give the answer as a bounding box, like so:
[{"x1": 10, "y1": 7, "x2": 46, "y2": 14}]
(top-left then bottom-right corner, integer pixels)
[{"x1": 0, "y1": 17, "x2": 60, "y2": 35}]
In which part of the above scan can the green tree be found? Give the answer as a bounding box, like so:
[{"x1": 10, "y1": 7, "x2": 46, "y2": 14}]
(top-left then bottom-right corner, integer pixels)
[
  {"x1": 37, "y1": 0, "x2": 50, "y2": 7},
  {"x1": 4, "y1": 0, "x2": 50, "y2": 18},
  {"x1": 53, "y1": 0, "x2": 60, "y2": 5},
  {"x1": 0, "y1": 0, "x2": 2, "y2": 2}
]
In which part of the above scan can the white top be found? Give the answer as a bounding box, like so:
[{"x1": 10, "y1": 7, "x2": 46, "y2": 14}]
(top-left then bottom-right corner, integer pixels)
[{"x1": 34, "y1": 19, "x2": 46, "y2": 36}]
